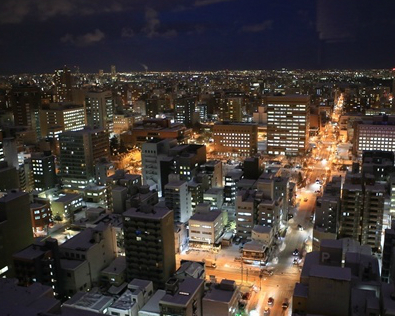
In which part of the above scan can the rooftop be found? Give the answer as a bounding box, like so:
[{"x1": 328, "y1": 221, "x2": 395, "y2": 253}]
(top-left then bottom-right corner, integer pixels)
[
  {"x1": 190, "y1": 210, "x2": 222, "y2": 222},
  {"x1": 309, "y1": 264, "x2": 352, "y2": 281},
  {"x1": 161, "y1": 278, "x2": 204, "y2": 307},
  {"x1": 140, "y1": 290, "x2": 166, "y2": 314}
]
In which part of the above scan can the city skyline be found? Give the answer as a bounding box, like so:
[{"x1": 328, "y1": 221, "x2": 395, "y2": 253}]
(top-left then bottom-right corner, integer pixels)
[{"x1": 1, "y1": 0, "x2": 395, "y2": 74}]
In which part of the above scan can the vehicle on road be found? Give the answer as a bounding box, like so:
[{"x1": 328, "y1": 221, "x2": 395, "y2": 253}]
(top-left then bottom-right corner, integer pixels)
[
  {"x1": 203, "y1": 259, "x2": 217, "y2": 268},
  {"x1": 282, "y1": 299, "x2": 289, "y2": 309},
  {"x1": 293, "y1": 258, "x2": 299, "y2": 265},
  {"x1": 264, "y1": 306, "x2": 270, "y2": 315},
  {"x1": 268, "y1": 297, "x2": 274, "y2": 305},
  {"x1": 293, "y1": 249, "x2": 299, "y2": 256},
  {"x1": 242, "y1": 292, "x2": 251, "y2": 300},
  {"x1": 298, "y1": 224, "x2": 304, "y2": 231},
  {"x1": 304, "y1": 198, "x2": 308, "y2": 202}
]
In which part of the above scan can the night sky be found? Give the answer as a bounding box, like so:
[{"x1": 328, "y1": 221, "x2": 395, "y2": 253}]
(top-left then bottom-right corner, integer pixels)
[{"x1": 1, "y1": 0, "x2": 395, "y2": 74}]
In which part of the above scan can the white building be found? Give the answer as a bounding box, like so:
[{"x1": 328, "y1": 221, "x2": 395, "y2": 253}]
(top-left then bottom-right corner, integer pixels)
[
  {"x1": 164, "y1": 180, "x2": 192, "y2": 223},
  {"x1": 189, "y1": 203, "x2": 226, "y2": 246}
]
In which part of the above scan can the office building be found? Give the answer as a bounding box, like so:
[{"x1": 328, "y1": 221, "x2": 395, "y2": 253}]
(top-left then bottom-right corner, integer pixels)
[
  {"x1": 266, "y1": 95, "x2": 310, "y2": 156},
  {"x1": 189, "y1": 204, "x2": 225, "y2": 247},
  {"x1": 213, "y1": 122, "x2": 258, "y2": 157},
  {"x1": 113, "y1": 113, "x2": 141, "y2": 134},
  {"x1": 59, "y1": 127, "x2": 109, "y2": 190},
  {"x1": 39, "y1": 103, "x2": 85, "y2": 139},
  {"x1": 0, "y1": 190, "x2": 34, "y2": 278},
  {"x1": 196, "y1": 103, "x2": 208, "y2": 122},
  {"x1": 31, "y1": 152, "x2": 57, "y2": 192},
  {"x1": 54, "y1": 66, "x2": 72, "y2": 103},
  {"x1": 85, "y1": 90, "x2": 114, "y2": 133},
  {"x1": 353, "y1": 117, "x2": 395, "y2": 156},
  {"x1": 164, "y1": 179, "x2": 192, "y2": 223},
  {"x1": 175, "y1": 96, "x2": 196, "y2": 127},
  {"x1": 123, "y1": 204, "x2": 175, "y2": 289},
  {"x1": 51, "y1": 193, "x2": 83, "y2": 221}
]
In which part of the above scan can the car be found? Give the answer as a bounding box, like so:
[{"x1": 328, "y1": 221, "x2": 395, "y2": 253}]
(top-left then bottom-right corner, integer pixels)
[
  {"x1": 304, "y1": 198, "x2": 308, "y2": 202},
  {"x1": 268, "y1": 297, "x2": 274, "y2": 305},
  {"x1": 293, "y1": 248, "x2": 299, "y2": 256},
  {"x1": 242, "y1": 292, "x2": 251, "y2": 300},
  {"x1": 264, "y1": 306, "x2": 270, "y2": 315},
  {"x1": 234, "y1": 237, "x2": 241, "y2": 245},
  {"x1": 282, "y1": 299, "x2": 289, "y2": 309},
  {"x1": 293, "y1": 258, "x2": 299, "y2": 265},
  {"x1": 298, "y1": 224, "x2": 304, "y2": 231},
  {"x1": 260, "y1": 269, "x2": 274, "y2": 277}
]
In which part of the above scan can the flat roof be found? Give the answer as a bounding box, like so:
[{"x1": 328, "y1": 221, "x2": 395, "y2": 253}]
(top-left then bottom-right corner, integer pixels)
[
  {"x1": 140, "y1": 290, "x2": 167, "y2": 314},
  {"x1": 123, "y1": 205, "x2": 171, "y2": 220},
  {"x1": 160, "y1": 278, "x2": 204, "y2": 307},
  {"x1": 190, "y1": 210, "x2": 222, "y2": 222},
  {"x1": 203, "y1": 282, "x2": 237, "y2": 303},
  {"x1": 101, "y1": 256, "x2": 126, "y2": 274},
  {"x1": 60, "y1": 223, "x2": 107, "y2": 251},
  {"x1": 309, "y1": 264, "x2": 351, "y2": 281},
  {"x1": 64, "y1": 292, "x2": 113, "y2": 312}
]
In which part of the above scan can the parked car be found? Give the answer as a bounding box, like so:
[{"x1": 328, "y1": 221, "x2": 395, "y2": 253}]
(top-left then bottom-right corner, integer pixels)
[
  {"x1": 268, "y1": 297, "x2": 274, "y2": 305},
  {"x1": 293, "y1": 248, "x2": 299, "y2": 256},
  {"x1": 282, "y1": 299, "x2": 289, "y2": 309},
  {"x1": 264, "y1": 306, "x2": 270, "y2": 315}
]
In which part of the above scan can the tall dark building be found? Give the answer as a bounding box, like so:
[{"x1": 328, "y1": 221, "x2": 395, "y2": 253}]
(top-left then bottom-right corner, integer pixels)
[
  {"x1": 10, "y1": 86, "x2": 42, "y2": 140},
  {"x1": 13, "y1": 237, "x2": 63, "y2": 297},
  {"x1": 175, "y1": 96, "x2": 196, "y2": 127},
  {"x1": 0, "y1": 190, "x2": 34, "y2": 278},
  {"x1": 123, "y1": 204, "x2": 175, "y2": 289},
  {"x1": 54, "y1": 66, "x2": 72, "y2": 103},
  {"x1": 31, "y1": 152, "x2": 57, "y2": 192}
]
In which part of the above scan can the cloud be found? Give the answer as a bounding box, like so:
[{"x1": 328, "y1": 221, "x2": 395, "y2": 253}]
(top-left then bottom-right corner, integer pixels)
[
  {"x1": 61, "y1": 29, "x2": 105, "y2": 46},
  {"x1": 122, "y1": 27, "x2": 135, "y2": 38},
  {"x1": 141, "y1": 7, "x2": 177, "y2": 39},
  {"x1": 0, "y1": 0, "x2": 129, "y2": 24},
  {"x1": 194, "y1": 0, "x2": 233, "y2": 7},
  {"x1": 240, "y1": 20, "x2": 273, "y2": 33},
  {"x1": 142, "y1": 7, "x2": 161, "y2": 38}
]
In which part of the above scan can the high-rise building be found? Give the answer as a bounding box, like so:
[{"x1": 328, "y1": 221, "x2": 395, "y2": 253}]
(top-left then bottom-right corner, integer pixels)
[
  {"x1": 85, "y1": 91, "x2": 114, "y2": 133},
  {"x1": 213, "y1": 122, "x2": 258, "y2": 157},
  {"x1": 266, "y1": 95, "x2": 310, "y2": 156},
  {"x1": 225, "y1": 96, "x2": 243, "y2": 122},
  {"x1": 381, "y1": 221, "x2": 395, "y2": 283},
  {"x1": 141, "y1": 138, "x2": 176, "y2": 195},
  {"x1": 339, "y1": 169, "x2": 387, "y2": 251},
  {"x1": 353, "y1": 116, "x2": 395, "y2": 156},
  {"x1": 30, "y1": 152, "x2": 57, "y2": 192},
  {"x1": 10, "y1": 86, "x2": 42, "y2": 140},
  {"x1": 54, "y1": 66, "x2": 72, "y2": 103},
  {"x1": 164, "y1": 180, "x2": 192, "y2": 223},
  {"x1": 175, "y1": 96, "x2": 196, "y2": 127},
  {"x1": 39, "y1": 103, "x2": 85, "y2": 139},
  {"x1": 123, "y1": 204, "x2": 176, "y2": 289},
  {"x1": 59, "y1": 127, "x2": 109, "y2": 190},
  {"x1": 111, "y1": 65, "x2": 117, "y2": 77},
  {"x1": 0, "y1": 190, "x2": 34, "y2": 278}
]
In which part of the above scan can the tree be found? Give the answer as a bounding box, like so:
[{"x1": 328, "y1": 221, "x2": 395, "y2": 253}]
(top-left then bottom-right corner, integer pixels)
[{"x1": 110, "y1": 136, "x2": 119, "y2": 155}]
